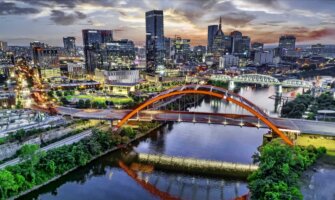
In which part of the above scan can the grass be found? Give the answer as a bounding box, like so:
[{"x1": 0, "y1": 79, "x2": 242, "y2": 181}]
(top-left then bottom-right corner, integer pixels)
[
  {"x1": 295, "y1": 134, "x2": 335, "y2": 152},
  {"x1": 65, "y1": 95, "x2": 133, "y2": 104}
]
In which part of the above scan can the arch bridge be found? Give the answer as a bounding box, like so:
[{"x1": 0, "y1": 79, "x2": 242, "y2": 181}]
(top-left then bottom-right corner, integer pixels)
[
  {"x1": 210, "y1": 74, "x2": 312, "y2": 88},
  {"x1": 115, "y1": 84, "x2": 293, "y2": 145}
]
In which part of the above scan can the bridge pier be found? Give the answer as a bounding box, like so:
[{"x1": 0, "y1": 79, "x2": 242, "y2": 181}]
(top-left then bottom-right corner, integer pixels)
[
  {"x1": 228, "y1": 80, "x2": 235, "y2": 91},
  {"x1": 275, "y1": 85, "x2": 282, "y2": 97}
]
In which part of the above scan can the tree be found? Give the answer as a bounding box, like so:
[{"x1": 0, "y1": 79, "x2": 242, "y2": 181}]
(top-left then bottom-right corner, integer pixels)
[
  {"x1": 55, "y1": 91, "x2": 63, "y2": 97},
  {"x1": 121, "y1": 127, "x2": 136, "y2": 139},
  {"x1": 84, "y1": 99, "x2": 91, "y2": 108},
  {"x1": 0, "y1": 170, "x2": 18, "y2": 199},
  {"x1": 248, "y1": 139, "x2": 325, "y2": 200},
  {"x1": 77, "y1": 99, "x2": 85, "y2": 108},
  {"x1": 60, "y1": 97, "x2": 69, "y2": 105},
  {"x1": 47, "y1": 91, "x2": 54, "y2": 97}
]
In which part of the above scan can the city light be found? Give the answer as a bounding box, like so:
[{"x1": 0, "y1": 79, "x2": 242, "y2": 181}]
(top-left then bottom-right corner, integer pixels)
[{"x1": 0, "y1": 1, "x2": 334, "y2": 200}]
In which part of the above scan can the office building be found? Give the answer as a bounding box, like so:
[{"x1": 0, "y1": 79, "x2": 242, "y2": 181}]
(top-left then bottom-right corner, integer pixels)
[
  {"x1": 252, "y1": 42, "x2": 264, "y2": 51},
  {"x1": 219, "y1": 54, "x2": 239, "y2": 69},
  {"x1": 63, "y1": 37, "x2": 76, "y2": 56},
  {"x1": 145, "y1": 10, "x2": 164, "y2": 72},
  {"x1": 32, "y1": 47, "x2": 60, "y2": 79},
  {"x1": 212, "y1": 17, "x2": 226, "y2": 59},
  {"x1": 279, "y1": 35, "x2": 296, "y2": 50},
  {"x1": 104, "y1": 39, "x2": 135, "y2": 70},
  {"x1": 193, "y1": 45, "x2": 206, "y2": 62},
  {"x1": 207, "y1": 25, "x2": 218, "y2": 53},
  {"x1": 0, "y1": 41, "x2": 8, "y2": 52},
  {"x1": 254, "y1": 51, "x2": 274, "y2": 65},
  {"x1": 82, "y1": 29, "x2": 113, "y2": 74},
  {"x1": 171, "y1": 36, "x2": 191, "y2": 64}
]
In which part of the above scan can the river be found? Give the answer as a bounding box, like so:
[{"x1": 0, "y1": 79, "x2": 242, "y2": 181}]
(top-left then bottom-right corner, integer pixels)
[{"x1": 18, "y1": 85, "x2": 303, "y2": 200}]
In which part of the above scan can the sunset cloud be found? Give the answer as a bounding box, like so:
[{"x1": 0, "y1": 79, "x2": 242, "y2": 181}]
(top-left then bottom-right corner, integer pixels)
[{"x1": 0, "y1": 0, "x2": 334, "y2": 46}]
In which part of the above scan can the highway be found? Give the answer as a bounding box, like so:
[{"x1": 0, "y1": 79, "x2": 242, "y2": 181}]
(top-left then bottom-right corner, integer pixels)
[{"x1": 0, "y1": 128, "x2": 95, "y2": 169}]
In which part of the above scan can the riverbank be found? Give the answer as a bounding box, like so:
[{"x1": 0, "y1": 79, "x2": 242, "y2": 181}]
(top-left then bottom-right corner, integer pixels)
[
  {"x1": 7, "y1": 122, "x2": 163, "y2": 200},
  {"x1": 292, "y1": 66, "x2": 335, "y2": 78},
  {"x1": 300, "y1": 154, "x2": 335, "y2": 199}
]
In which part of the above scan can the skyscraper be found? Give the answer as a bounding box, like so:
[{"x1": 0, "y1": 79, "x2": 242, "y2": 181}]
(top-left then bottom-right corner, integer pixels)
[
  {"x1": 145, "y1": 10, "x2": 164, "y2": 72},
  {"x1": 0, "y1": 41, "x2": 8, "y2": 52},
  {"x1": 279, "y1": 35, "x2": 296, "y2": 51},
  {"x1": 230, "y1": 31, "x2": 242, "y2": 54},
  {"x1": 212, "y1": 17, "x2": 225, "y2": 55},
  {"x1": 207, "y1": 25, "x2": 218, "y2": 53},
  {"x1": 63, "y1": 37, "x2": 76, "y2": 56},
  {"x1": 82, "y1": 29, "x2": 113, "y2": 74}
]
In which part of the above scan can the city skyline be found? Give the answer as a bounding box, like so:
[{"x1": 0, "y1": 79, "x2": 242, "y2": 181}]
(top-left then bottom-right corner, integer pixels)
[{"x1": 1, "y1": 0, "x2": 335, "y2": 46}]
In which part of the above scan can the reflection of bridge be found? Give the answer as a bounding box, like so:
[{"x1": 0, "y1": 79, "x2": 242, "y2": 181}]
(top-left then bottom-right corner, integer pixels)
[
  {"x1": 210, "y1": 74, "x2": 313, "y2": 90},
  {"x1": 119, "y1": 161, "x2": 250, "y2": 200}
]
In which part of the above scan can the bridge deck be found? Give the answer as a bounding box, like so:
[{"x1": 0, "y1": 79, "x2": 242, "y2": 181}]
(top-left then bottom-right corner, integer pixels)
[{"x1": 55, "y1": 106, "x2": 335, "y2": 136}]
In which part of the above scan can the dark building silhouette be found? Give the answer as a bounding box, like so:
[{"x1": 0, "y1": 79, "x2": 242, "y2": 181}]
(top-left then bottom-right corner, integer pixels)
[
  {"x1": 63, "y1": 37, "x2": 76, "y2": 56},
  {"x1": 207, "y1": 25, "x2": 218, "y2": 53},
  {"x1": 145, "y1": 10, "x2": 164, "y2": 72}
]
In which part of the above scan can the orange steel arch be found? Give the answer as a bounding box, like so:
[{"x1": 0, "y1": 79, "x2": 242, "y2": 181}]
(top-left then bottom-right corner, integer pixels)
[{"x1": 116, "y1": 90, "x2": 294, "y2": 146}]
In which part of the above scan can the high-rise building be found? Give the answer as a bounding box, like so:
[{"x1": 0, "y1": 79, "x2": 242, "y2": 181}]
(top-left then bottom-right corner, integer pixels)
[
  {"x1": 0, "y1": 41, "x2": 8, "y2": 52},
  {"x1": 212, "y1": 17, "x2": 226, "y2": 58},
  {"x1": 230, "y1": 31, "x2": 242, "y2": 54},
  {"x1": 32, "y1": 47, "x2": 60, "y2": 79},
  {"x1": 207, "y1": 25, "x2": 218, "y2": 53},
  {"x1": 171, "y1": 36, "x2": 191, "y2": 64},
  {"x1": 252, "y1": 42, "x2": 264, "y2": 51},
  {"x1": 193, "y1": 45, "x2": 206, "y2": 62},
  {"x1": 254, "y1": 50, "x2": 274, "y2": 65},
  {"x1": 241, "y1": 36, "x2": 251, "y2": 55},
  {"x1": 82, "y1": 29, "x2": 113, "y2": 74},
  {"x1": 145, "y1": 10, "x2": 164, "y2": 72},
  {"x1": 105, "y1": 39, "x2": 135, "y2": 70},
  {"x1": 63, "y1": 37, "x2": 76, "y2": 56},
  {"x1": 279, "y1": 35, "x2": 296, "y2": 51}
]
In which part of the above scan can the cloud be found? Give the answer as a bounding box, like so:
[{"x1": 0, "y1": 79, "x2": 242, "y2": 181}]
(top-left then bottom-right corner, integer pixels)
[
  {"x1": 230, "y1": 0, "x2": 283, "y2": 14},
  {"x1": 0, "y1": 2, "x2": 39, "y2": 15},
  {"x1": 50, "y1": 10, "x2": 87, "y2": 25},
  {"x1": 220, "y1": 12, "x2": 256, "y2": 27}
]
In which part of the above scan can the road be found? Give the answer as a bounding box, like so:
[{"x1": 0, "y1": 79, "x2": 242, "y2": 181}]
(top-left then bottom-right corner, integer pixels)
[{"x1": 0, "y1": 128, "x2": 94, "y2": 169}]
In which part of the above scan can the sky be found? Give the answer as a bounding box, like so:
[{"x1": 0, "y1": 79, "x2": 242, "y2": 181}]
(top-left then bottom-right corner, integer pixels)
[{"x1": 0, "y1": 0, "x2": 335, "y2": 47}]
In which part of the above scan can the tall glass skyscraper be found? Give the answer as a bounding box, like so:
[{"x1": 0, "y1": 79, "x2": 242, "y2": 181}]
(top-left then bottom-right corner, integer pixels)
[
  {"x1": 82, "y1": 29, "x2": 113, "y2": 74},
  {"x1": 207, "y1": 25, "x2": 218, "y2": 53},
  {"x1": 63, "y1": 37, "x2": 76, "y2": 56},
  {"x1": 145, "y1": 10, "x2": 164, "y2": 72}
]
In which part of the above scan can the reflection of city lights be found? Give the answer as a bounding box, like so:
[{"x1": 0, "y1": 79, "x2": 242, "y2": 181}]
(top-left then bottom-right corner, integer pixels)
[{"x1": 25, "y1": 99, "x2": 32, "y2": 107}]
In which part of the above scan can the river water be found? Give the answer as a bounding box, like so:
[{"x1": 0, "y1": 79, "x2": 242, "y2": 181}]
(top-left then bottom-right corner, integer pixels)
[{"x1": 19, "y1": 85, "x2": 302, "y2": 200}]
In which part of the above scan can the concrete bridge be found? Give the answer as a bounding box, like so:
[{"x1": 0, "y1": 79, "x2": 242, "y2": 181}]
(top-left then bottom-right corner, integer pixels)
[{"x1": 135, "y1": 153, "x2": 258, "y2": 179}]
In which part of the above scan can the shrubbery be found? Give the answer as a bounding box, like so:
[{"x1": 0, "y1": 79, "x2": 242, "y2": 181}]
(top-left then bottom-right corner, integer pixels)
[
  {"x1": 0, "y1": 121, "x2": 160, "y2": 199},
  {"x1": 248, "y1": 139, "x2": 326, "y2": 200}
]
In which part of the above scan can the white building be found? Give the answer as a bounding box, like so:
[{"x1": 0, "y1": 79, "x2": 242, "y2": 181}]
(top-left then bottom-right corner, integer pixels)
[
  {"x1": 254, "y1": 51, "x2": 274, "y2": 65},
  {"x1": 95, "y1": 69, "x2": 140, "y2": 96},
  {"x1": 67, "y1": 62, "x2": 85, "y2": 79},
  {"x1": 219, "y1": 54, "x2": 239, "y2": 69}
]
